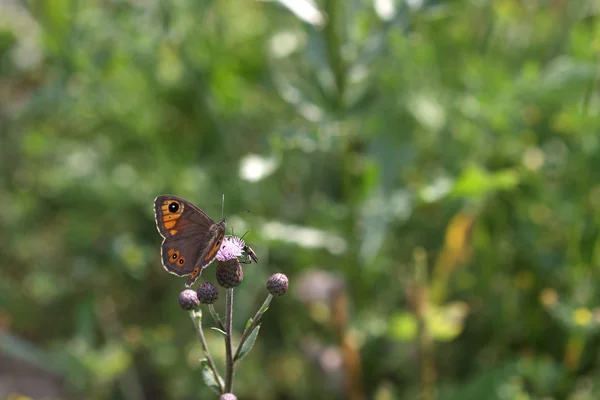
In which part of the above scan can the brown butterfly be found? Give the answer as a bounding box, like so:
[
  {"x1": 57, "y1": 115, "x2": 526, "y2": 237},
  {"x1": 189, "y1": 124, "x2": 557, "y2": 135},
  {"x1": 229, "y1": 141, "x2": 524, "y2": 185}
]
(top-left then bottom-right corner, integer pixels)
[{"x1": 154, "y1": 195, "x2": 226, "y2": 287}]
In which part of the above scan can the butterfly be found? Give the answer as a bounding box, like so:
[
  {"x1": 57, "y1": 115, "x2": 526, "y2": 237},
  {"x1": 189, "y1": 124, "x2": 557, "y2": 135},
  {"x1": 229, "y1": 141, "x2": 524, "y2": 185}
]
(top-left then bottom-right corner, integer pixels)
[{"x1": 154, "y1": 195, "x2": 226, "y2": 287}]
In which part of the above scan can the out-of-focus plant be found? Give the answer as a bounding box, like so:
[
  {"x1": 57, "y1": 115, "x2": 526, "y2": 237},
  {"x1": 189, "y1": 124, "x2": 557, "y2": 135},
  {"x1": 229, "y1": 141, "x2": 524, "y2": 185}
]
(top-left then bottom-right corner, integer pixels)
[{"x1": 2, "y1": 0, "x2": 600, "y2": 398}]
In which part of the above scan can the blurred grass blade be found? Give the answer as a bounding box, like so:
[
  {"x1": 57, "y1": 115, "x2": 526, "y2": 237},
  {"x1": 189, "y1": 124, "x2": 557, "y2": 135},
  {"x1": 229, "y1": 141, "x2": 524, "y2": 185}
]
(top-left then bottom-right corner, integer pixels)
[
  {"x1": 0, "y1": 332, "x2": 61, "y2": 374},
  {"x1": 276, "y1": 0, "x2": 325, "y2": 27},
  {"x1": 374, "y1": 0, "x2": 396, "y2": 21}
]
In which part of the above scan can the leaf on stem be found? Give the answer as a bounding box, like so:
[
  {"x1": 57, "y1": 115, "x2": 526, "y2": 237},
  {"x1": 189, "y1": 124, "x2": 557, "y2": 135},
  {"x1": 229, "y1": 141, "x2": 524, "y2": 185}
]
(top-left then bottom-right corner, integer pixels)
[
  {"x1": 245, "y1": 317, "x2": 253, "y2": 331},
  {"x1": 200, "y1": 359, "x2": 223, "y2": 394},
  {"x1": 210, "y1": 327, "x2": 227, "y2": 336},
  {"x1": 235, "y1": 325, "x2": 261, "y2": 362}
]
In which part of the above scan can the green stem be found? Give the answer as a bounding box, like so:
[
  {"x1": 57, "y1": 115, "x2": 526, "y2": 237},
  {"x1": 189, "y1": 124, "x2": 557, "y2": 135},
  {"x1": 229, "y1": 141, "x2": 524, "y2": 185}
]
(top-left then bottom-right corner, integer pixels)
[
  {"x1": 233, "y1": 294, "x2": 273, "y2": 364},
  {"x1": 208, "y1": 304, "x2": 225, "y2": 331},
  {"x1": 323, "y1": 0, "x2": 346, "y2": 109},
  {"x1": 224, "y1": 289, "x2": 234, "y2": 392},
  {"x1": 189, "y1": 310, "x2": 224, "y2": 394},
  {"x1": 414, "y1": 248, "x2": 436, "y2": 400}
]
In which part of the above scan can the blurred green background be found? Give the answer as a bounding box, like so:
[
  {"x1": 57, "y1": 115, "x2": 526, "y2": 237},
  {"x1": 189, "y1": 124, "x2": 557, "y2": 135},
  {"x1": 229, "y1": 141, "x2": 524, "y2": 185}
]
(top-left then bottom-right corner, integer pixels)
[{"x1": 1, "y1": 0, "x2": 599, "y2": 399}]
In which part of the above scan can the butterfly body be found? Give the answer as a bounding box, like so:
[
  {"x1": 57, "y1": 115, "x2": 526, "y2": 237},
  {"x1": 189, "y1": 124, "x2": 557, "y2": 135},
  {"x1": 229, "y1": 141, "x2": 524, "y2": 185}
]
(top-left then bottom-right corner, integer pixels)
[{"x1": 154, "y1": 195, "x2": 226, "y2": 287}]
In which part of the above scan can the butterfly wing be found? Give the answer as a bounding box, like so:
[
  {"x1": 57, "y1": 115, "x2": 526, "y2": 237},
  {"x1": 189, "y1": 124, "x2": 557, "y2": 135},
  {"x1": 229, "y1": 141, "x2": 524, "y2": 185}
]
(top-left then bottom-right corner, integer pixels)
[
  {"x1": 154, "y1": 195, "x2": 226, "y2": 287},
  {"x1": 154, "y1": 195, "x2": 215, "y2": 240},
  {"x1": 184, "y1": 220, "x2": 226, "y2": 286},
  {"x1": 160, "y1": 236, "x2": 205, "y2": 277}
]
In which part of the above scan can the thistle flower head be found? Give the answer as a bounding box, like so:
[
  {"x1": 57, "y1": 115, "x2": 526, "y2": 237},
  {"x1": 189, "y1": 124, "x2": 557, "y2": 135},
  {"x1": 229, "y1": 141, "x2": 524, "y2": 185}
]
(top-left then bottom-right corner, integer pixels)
[
  {"x1": 217, "y1": 235, "x2": 245, "y2": 261},
  {"x1": 178, "y1": 289, "x2": 200, "y2": 310},
  {"x1": 220, "y1": 394, "x2": 237, "y2": 400},
  {"x1": 197, "y1": 282, "x2": 219, "y2": 304},
  {"x1": 267, "y1": 273, "x2": 289, "y2": 296}
]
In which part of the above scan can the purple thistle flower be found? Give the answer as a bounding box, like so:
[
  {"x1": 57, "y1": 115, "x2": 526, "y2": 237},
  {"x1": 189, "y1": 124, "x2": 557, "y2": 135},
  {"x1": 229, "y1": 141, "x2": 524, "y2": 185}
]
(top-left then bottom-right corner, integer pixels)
[{"x1": 217, "y1": 236, "x2": 245, "y2": 261}]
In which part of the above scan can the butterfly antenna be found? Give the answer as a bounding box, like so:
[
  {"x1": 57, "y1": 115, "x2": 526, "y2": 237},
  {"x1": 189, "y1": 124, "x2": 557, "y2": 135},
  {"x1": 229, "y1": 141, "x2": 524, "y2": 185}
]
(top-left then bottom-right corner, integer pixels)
[{"x1": 240, "y1": 230, "x2": 250, "y2": 240}]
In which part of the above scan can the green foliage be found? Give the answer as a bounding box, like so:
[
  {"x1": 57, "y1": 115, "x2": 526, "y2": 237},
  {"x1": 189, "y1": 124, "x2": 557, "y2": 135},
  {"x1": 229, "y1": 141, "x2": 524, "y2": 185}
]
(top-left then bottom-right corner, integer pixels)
[
  {"x1": 1, "y1": 0, "x2": 600, "y2": 399},
  {"x1": 201, "y1": 359, "x2": 223, "y2": 395},
  {"x1": 235, "y1": 325, "x2": 260, "y2": 362},
  {"x1": 210, "y1": 327, "x2": 227, "y2": 336}
]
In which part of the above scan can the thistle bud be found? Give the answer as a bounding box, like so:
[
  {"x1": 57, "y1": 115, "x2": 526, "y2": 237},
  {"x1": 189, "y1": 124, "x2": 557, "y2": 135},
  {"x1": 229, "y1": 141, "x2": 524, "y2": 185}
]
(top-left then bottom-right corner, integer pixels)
[
  {"x1": 178, "y1": 289, "x2": 200, "y2": 310},
  {"x1": 216, "y1": 259, "x2": 244, "y2": 288},
  {"x1": 197, "y1": 282, "x2": 219, "y2": 304},
  {"x1": 266, "y1": 273, "x2": 288, "y2": 296}
]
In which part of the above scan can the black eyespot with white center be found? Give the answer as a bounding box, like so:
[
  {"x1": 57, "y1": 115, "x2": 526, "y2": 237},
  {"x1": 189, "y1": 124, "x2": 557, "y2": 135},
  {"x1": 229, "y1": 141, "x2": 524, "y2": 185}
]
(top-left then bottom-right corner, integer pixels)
[{"x1": 168, "y1": 202, "x2": 179, "y2": 213}]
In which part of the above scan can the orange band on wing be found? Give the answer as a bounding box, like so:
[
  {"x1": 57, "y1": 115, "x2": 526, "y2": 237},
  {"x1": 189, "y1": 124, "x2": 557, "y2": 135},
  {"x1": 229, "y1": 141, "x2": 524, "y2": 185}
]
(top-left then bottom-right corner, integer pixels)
[
  {"x1": 164, "y1": 220, "x2": 176, "y2": 229},
  {"x1": 169, "y1": 229, "x2": 178, "y2": 236},
  {"x1": 205, "y1": 241, "x2": 221, "y2": 261}
]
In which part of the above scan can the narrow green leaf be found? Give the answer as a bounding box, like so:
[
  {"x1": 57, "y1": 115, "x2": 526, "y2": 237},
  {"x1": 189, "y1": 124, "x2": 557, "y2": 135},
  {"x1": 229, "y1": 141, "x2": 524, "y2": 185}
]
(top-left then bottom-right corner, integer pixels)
[
  {"x1": 260, "y1": 306, "x2": 269, "y2": 314},
  {"x1": 200, "y1": 359, "x2": 222, "y2": 394},
  {"x1": 210, "y1": 327, "x2": 227, "y2": 336},
  {"x1": 235, "y1": 325, "x2": 261, "y2": 362},
  {"x1": 245, "y1": 317, "x2": 253, "y2": 331}
]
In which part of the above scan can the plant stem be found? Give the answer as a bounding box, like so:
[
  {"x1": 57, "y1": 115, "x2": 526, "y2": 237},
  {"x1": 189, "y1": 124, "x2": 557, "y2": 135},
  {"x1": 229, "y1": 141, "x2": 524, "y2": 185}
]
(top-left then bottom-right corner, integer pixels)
[
  {"x1": 224, "y1": 288, "x2": 234, "y2": 392},
  {"x1": 233, "y1": 294, "x2": 273, "y2": 363},
  {"x1": 323, "y1": 0, "x2": 346, "y2": 109},
  {"x1": 208, "y1": 304, "x2": 225, "y2": 331},
  {"x1": 414, "y1": 248, "x2": 436, "y2": 400},
  {"x1": 189, "y1": 310, "x2": 224, "y2": 394}
]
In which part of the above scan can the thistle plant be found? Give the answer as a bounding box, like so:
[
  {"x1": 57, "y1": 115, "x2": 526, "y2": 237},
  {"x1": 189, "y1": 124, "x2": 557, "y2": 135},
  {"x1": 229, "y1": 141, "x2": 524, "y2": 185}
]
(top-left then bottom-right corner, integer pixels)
[{"x1": 178, "y1": 235, "x2": 288, "y2": 397}]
